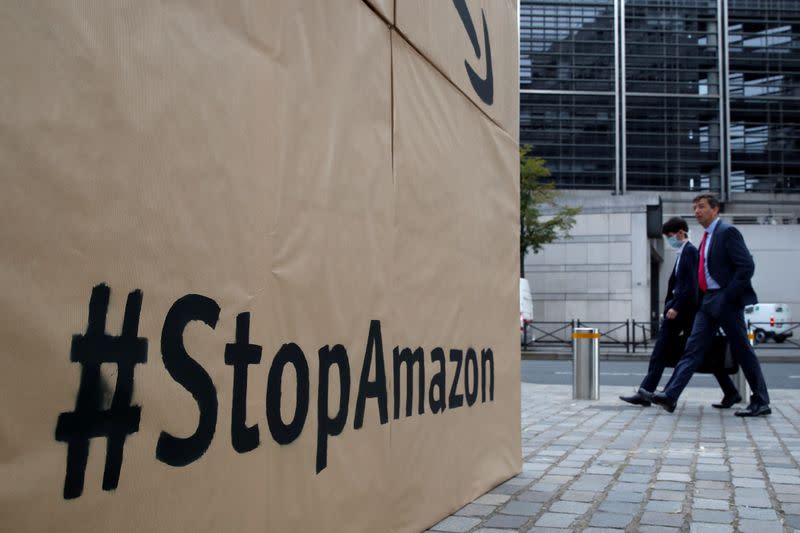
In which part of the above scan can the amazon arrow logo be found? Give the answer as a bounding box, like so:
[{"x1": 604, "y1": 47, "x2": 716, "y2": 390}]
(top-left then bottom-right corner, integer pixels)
[{"x1": 452, "y1": 0, "x2": 494, "y2": 106}]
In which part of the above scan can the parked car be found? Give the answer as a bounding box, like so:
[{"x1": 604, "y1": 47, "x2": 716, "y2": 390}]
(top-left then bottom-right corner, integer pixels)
[
  {"x1": 744, "y1": 303, "x2": 793, "y2": 343},
  {"x1": 520, "y1": 278, "x2": 534, "y2": 343}
]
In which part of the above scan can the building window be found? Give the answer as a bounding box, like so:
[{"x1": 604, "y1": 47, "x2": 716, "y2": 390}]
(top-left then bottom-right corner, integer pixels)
[
  {"x1": 728, "y1": 2, "x2": 800, "y2": 193},
  {"x1": 519, "y1": 0, "x2": 800, "y2": 194}
]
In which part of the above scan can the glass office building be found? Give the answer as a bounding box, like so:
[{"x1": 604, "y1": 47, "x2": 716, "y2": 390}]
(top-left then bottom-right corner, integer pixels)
[{"x1": 520, "y1": 0, "x2": 800, "y2": 196}]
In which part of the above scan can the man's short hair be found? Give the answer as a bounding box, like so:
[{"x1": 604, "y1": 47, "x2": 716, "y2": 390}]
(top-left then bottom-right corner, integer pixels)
[
  {"x1": 662, "y1": 216, "x2": 689, "y2": 235},
  {"x1": 692, "y1": 193, "x2": 720, "y2": 209}
]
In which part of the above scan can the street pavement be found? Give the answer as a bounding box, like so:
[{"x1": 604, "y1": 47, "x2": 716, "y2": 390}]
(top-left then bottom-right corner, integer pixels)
[{"x1": 428, "y1": 383, "x2": 800, "y2": 533}]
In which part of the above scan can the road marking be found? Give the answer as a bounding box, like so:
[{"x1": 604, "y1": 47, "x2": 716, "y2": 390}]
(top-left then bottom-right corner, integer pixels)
[
  {"x1": 551, "y1": 371, "x2": 727, "y2": 378},
  {"x1": 554, "y1": 371, "x2": 649, "y2": 377}
]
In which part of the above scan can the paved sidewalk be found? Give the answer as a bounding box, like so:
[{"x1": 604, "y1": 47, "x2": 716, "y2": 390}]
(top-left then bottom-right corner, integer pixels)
[{"x1": 430, "y1": 383, "x2": 800, "y2": 533}]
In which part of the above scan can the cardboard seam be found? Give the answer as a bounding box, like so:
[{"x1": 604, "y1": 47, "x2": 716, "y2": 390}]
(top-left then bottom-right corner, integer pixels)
[
  {"x1": 360, "y1": 0, "x2": 512, "y2": 140},
  {"x1": 390, "y1": 26, "x2": 516, "y2": 145},
  {"x1": 388, "y1": 27, "x2": 395, "y2": 458},
  {"x1": 390, "y1": 29, "x2": 396, "y2": 183},
  {"x1": 359, "y1": 0, "x2": 394, "y2": 26}
]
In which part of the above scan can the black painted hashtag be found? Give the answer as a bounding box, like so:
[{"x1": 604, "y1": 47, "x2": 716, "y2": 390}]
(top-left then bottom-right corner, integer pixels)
[{"x1": 55, "y1": 284, "x2": 147, "y2": 499}]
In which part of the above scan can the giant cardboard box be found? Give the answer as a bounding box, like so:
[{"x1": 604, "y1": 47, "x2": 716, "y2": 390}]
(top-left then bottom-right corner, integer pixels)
[{"x1": 0, "y1": 1, "x2": 519, "y2": 531}]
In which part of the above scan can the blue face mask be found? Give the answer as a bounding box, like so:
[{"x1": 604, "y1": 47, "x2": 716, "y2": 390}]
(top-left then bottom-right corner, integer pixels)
[{"x1": 666, "y1": 235, "x2": 682, "y2": 249}]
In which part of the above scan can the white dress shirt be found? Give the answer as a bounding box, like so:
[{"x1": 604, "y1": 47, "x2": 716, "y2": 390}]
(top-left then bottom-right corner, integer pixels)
[{"x1": 701, "y1": 217, "x2": 721, "y2": 290}]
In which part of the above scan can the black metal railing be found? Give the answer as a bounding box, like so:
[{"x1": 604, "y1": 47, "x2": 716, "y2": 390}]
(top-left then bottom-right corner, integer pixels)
[
  {"x1": 576, "y1": 320, "x2": 631, "y2": 352},
  {"x1": 522, "y1": 319, "x2": 800, "y2": 352},
  {"x1": 747, "y1": 321, "x2": 799, "y2": 349},
  {"x1": 630, "y1": 319, "x2": 654, "y2": 353},
  {"x1": 522, "y1": 320, "x2": 575, "y2": 348}
]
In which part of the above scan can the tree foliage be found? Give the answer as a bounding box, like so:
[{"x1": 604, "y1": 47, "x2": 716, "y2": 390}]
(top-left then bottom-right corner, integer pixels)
[{"x1": 520, "y1": 145, "x2": 580, "y2": 274}]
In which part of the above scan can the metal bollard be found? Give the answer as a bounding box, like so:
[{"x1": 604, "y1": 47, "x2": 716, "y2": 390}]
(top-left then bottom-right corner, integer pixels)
[
  {"x1": 572, "y1": 327, "x2": 600, "y2": 400},
  {"x1": 734, "y1": 330, "x2": 754, "y2": 401}
]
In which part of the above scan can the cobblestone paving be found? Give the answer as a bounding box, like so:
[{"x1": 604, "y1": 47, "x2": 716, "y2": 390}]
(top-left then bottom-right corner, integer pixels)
[{"x1": 429, "y1": 384, "x2": 800, "y2": 533}]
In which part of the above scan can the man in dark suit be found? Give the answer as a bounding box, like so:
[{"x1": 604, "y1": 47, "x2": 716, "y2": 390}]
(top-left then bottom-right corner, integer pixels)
[
  {"x1": 653, "y1": 194, "x2": 771, "y2": 417},
  {"x1": 620, "y1": 217, "x2": 739, "y2": 407}
]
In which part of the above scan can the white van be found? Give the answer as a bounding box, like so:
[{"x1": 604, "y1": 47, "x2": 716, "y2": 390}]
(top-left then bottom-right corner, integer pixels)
[
  {"x1": 744, "y1": 303, "x2": 793, "y2": 343},
  {"x1": 520, "y1": 278, "x2": 534, "y2": 342}
]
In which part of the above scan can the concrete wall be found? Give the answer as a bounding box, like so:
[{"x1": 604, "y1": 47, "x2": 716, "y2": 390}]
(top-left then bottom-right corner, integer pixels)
[
  {"x1": 524, "y1": 193, "x2": 657, "y2": 323},
  {"x1": 527, "y1": 191, "x2": 800, "y2": 327},
  {"x1": 744, "y1": 225, "x2": 800, "y2": 310}
]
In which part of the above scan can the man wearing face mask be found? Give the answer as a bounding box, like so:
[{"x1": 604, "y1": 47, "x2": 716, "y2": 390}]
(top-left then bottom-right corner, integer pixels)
[{"x1": 620, "y1": 216, "x2": 739, "y2": 407}]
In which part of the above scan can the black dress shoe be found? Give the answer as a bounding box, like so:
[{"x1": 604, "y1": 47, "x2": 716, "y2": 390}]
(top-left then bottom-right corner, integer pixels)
[
  {"x1": 620, "y1": 388, "x2": 652, "y2": 407},
  {"x1": 651, "y1": 392, "x2": 677, "y2": 413},
  {"x1": 712, "y1": 393, "x2": 742, "y2": 409},
  {"x1": 734, "y1": 404, "x2": 771, "y2": 417}
]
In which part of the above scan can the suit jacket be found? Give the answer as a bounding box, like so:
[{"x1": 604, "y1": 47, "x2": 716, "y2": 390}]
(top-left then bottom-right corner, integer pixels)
[
  {"x1": 705, "y1": 220, "x2": 758, "y2": 308},
  {"x1": 665, "y1": 241, "x2": 698, "y2": 318}
]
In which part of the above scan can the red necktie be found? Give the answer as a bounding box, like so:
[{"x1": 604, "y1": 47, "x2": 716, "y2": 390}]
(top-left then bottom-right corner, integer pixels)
[{"x1": 698, "y1": 231, "x2": 708, "y2": 292}]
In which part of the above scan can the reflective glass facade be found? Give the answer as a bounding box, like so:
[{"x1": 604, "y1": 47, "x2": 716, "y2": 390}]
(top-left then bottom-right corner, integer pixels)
[
  {"x1": 728, "y1": 0, "x2": 800, "y2": 192},
  {"x1": 626, "y1": 96, "x2": 722, "y2": 190},
  {"x1": 520, "y1": 1, "x2": 616, "y2": 188},
  {"x1": 520, "y1": 0, "x2": 800, "y2": 194},
  {"x1": 520, "y1": 2, "x2": 615, "y2": 92},
  {"x1": 520, "y1": 93, "x2": 616, "y2": 188}
]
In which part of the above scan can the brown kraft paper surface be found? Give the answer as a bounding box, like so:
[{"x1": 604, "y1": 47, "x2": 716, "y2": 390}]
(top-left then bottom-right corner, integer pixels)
[{"x1": 0, "y1": 1, "x2": 519, "y2": 531}]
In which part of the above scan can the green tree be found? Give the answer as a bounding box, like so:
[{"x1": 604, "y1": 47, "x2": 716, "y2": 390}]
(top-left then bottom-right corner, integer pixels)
[{"x1": 520, "y1": 145, "x2": 580, "y2": 276}]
